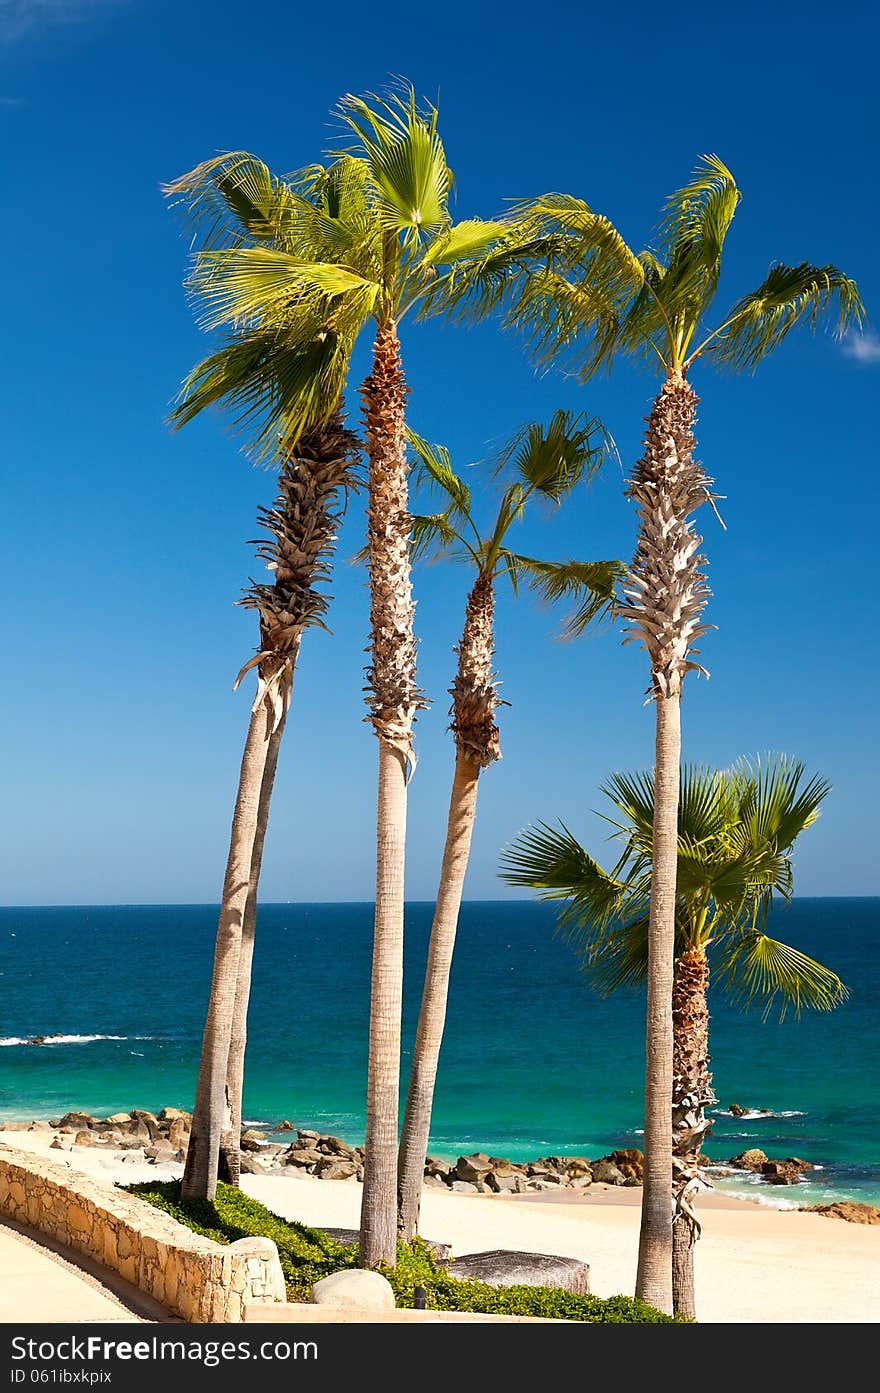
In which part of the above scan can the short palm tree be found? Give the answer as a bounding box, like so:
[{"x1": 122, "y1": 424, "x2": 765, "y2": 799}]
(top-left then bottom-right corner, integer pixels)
[
  {"x1": 166, "y1": 87, "x2": 520, "y2": 1260},
  {"x1": 501, "y1": 754, "x2": 846, "y2": 1317},
  {"x1": 460, "y1": 157, "x2": 861, "y2": 1310},
  {"x1": 397, "y1": 413, "x2": 623, "y2": 1240}
]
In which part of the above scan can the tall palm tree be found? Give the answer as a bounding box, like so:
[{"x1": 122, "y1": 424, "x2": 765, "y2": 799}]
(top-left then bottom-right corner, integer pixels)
[
  {"x1": 501, "y1": 754, "x2": 847, "y2": 1317},
  {"x1": 179, "y1": 417, "x2": 358, "y2": 1201},
  {"x1": 164, "y1": 153, "x2": 362, "y2": 1199},
  {"x1": 456, "y1": 157, "x2": 861, "y2": 1310},
  {"x1": 166, "y1": 89, "x2": 522, "y2": 1260},
  {"x1": 396, "y1": 413, "x2": 623, "y2": 1240}
]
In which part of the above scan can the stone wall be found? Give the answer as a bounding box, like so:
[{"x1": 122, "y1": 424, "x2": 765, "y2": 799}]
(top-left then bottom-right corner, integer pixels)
[{"x1": 0, "y1": 1145, "x2": 285, "y2": 1322}]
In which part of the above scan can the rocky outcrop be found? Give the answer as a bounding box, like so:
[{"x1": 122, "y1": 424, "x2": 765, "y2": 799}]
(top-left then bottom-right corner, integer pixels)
[
  {"x1": 0, "y1": 1113, "x2": 647, "y2": 1193},
  {"x1": 728, "y1": 1149, "x2": 814, "y2": 1186},
  {"x1": 729, "y1": 1148, "x2": 768, "y2": 1171},
  {"x1": 804, "y1": 1202, "x2": 880, "y2": 1225},
  {"x1": 445, "y1": 1250, "x2": 590, "y2": 1294}
]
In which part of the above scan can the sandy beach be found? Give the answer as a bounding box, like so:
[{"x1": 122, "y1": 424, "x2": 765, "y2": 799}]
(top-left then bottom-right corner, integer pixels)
[{"x1": 4, "y1": 1130, "x2": 877, "y2": 1324}]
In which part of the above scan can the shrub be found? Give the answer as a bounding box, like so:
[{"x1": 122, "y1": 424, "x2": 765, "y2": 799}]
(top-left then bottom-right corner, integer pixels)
[{"x1": 126, "y1": 1181, "x2": 679, "y2": 1323}]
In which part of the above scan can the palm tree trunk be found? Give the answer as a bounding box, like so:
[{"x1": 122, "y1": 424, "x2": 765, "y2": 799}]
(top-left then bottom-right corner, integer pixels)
[
  {"x1": 636, "y1": 690, "x2": 680, "y2": 1312},
  {"x1": 621, "y1": 370, "x2": 711, "y2": 1315},
  {"x1": 396, "y1": 572, "x2": 500, "y2": 1241},
  {"x1": 397, "y1": 752, "x2": 480, "y2": 1240},
  {"x1": 671, "y1": 944, "x2": 714, "y2": 1319},
  {"x1": 217, "y1": 707, "x2": 289, "y2": 1187},
  {"x1": 359, "y1": 323, "x2": 423, "y2": 1268},
  {"x1": 181, "y1": 673, "x2": 285, "y2": 1201}
]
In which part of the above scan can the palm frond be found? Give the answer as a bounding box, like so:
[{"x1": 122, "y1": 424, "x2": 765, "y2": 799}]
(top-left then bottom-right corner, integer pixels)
[
  {"x1": 424, "y1": 218, "x2": 510, "y2": 266},
  {"x1": 502, "y1": 555, "x2": 623, "y2": 635},
  {"x1": 163, "y1": 151, "x2": 287, "y2": 250},
  {"x1": 500, "y1": 821, "x2": 624, "y2": 920},
  {"x1": 410, "y1": 512, "x2": 460, "y2": 561},
  {"x1": 710, "y1": 262, "x2": 864, "y2": 370},
  {"x1": 188, "y1": 246, "x2": 378, "y2": 332},
  {"x1": 497, "y1": 409, "x2": 608, "y2": 500},
  {"x1": 657, "y1": 154, "x2": 741, "y2": 311},
  {"x1": 405, "y1": 428, "x2": 471, "y2": 520},
  {"x1": 717, "y1": 931, "x2": 848, "y2": 1020},
  {"x1": 337, "y1": 85, "x2": 451, "y2": 234}
]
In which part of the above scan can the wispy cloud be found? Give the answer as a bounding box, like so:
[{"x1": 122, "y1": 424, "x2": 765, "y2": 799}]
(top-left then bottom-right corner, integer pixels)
[
  {"x1": 842, "y1": 330, "x2": 880, "y2": 365},
  {"x1": 0, "y1": 1, "x2": 124, "y2": 44}
]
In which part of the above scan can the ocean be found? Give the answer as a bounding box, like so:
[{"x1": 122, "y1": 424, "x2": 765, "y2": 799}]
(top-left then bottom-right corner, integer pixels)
[{"x1": 1, "y1": 899, "x2": 877, "y2": 1209}]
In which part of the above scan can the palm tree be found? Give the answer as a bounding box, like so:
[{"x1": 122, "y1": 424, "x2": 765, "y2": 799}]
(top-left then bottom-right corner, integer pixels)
[
  {"x1": 179, "y1": 417, "x2": 358, "y2": 1201},
  {"x1": 164, "y1": 153, "x2": 362, "y2": 1199},
  {"x1": 396, "y1": 413, "x2": 623, "y2": 1240},
  {"x1": 166, "y1": 90, "x2": 521, "y2": 1260},
  {"x1": 501, "y1": 754, "x2": 847, "y2": 1317},
  {"x1": 457, "y1": 157, "x2": 861, "y2": 1310}
]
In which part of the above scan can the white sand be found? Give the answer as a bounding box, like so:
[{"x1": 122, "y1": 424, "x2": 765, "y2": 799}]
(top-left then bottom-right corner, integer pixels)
[{"x1": 5, "y1": 1131, "x2": 878, "y2": 1323}]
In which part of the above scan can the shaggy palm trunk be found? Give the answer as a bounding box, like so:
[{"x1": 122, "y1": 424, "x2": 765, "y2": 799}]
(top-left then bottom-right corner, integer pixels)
[
  {"x1": 218, "y1": 709, "x2": 288, "y2": 1187},
  {"x1": 671, "y1": 944, "x2": 714, "y2": 1319},
  {"x1": 397, "y1": 574, "x2": 500, "y2": 1241},
  {"x1": 360, "y1": 323, "x2": 424, "y2": 1268},
  {"x1": 183, "y1": 418, "x2": 356, "y2": 1201},
  {"x1": 182, "y1": 670, "x2": 286, "y2": 1201},
  {"x1": 621, "y1": 370, "x2": 711, "y2": 1314}
]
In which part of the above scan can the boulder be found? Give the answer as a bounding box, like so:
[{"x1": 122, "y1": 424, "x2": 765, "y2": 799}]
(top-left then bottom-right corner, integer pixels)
[
  {"x1": 445, "y1": 1250, "x2": 590, "y2": 1295},
  {"x1": 73, "y1": 1131, "x2": 95, "y2": 1147},
  {"x1": 59, "y1": 1112, "x2": 95, "y2": 1131},
  {"x1": 487, "y1": 1172, "x2": 523, "y2": 1194},
  {"x1": 240, "y1": 1131, "x2": 269, "y2": 1152},
  {"x1": 730, "y1": 1148, "x2": 768, "y2": 1171},
  {"x1": 315, "y1": 1159, "x2": 358, "y2": 1181},
  {"x1": 285, "y1": 1146, "x2": 323, "y2": 1166},
  {"x1": 786, "y1": 1156, "x2": 814, "y2": 1171},
  {"x1": 805, "y1": 1202, "x2": 880, "y2": 1225},
  {"x1": 158, "y1": 1107, "x2": 191, "y2": 1123},
  {"x1": 318, "y1": 1135, "x2": 354, "y2": 1158},
  {"x1": 167, "y1": 1118, "x2": 190, "y2": 1150},
  {"x1": 592, "y1": 1160, "x2": 625, "y2": 1185},
  {"x1": 424, "y1": 1157, "x2": 451, "y2": 1179},
  {"x1": 50, "y1": 1136, "x2": 72, "y2": 1150},
  {"x1": 450, "y1": 1180, "x2": 480, "y2": 1194},
  {"x1": 454, "y1": 1152, "x2": 494, "y2": 1182},
  {"x1": 238, "y1": 1152, "x2": 271, "y2": 1175},
  {"x1": 487, "y1": 1156, "x2": 515, "y2": 1177},
  {"x1": 603, "y1": 1148, "x2": 644, "y2": 1181},
  {"x1": 565, "y1": 1157, "x2": 592, "y2": 1181},
  {"x1": 310, "y1": 1270, "x2": 395, "y2": 1311},
  {"x1": 729, "y1": 1103, "x2": 745, "y2": 1117},
  {"x1": 297, "y1": 1129, "x2": 320, "y2": 1144},
  {"x1": 277, "y1": 1120, "x2": 294, "y2": 1131},
  {"x1": 761, "y1": 1160, "x2": 804, "y2": 1185}
]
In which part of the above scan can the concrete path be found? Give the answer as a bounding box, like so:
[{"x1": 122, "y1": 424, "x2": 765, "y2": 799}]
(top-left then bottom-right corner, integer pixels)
[{"x1": 0, "y1": 1217, "x2": 172, "y2": 1323}]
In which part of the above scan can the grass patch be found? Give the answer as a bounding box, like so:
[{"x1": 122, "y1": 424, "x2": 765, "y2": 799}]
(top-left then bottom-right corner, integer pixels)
[{"x1": 126, "y1": 1180, "x2": 680, "y2": 1323}]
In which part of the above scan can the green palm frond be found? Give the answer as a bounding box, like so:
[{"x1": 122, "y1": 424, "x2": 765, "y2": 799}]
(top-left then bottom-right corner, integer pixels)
[
  {"x1": 502, "y1": 555, "x2": 623, "y2": 634},
  {"x1": 657, "y1": 154, "x2": 741, "y2": 316},
  {"x1": 410, "y1": 512, "x2": 461, "y2": 561},
  {"x1": 717, "y1": 931, "x2": 848, "y2": 1020},
  {"x1": 424, "y1": 218, "x2": 510, "y2": 266},
  {"x1": 337, "y1": 86, "x2": 451, "y2": 235},
  {"x1": 497, "y1": 409, "x2": 608, "y2": 500},
  {"x1": 730, "y1": 755, "x2": 830, "y2": 854},
  {"x1": 500, "y1": 821, "x2": 624, "y2": 920},
  {"x1": 164, "y1": 151, "x2": 288, "y2": 249},
  {"x1": 405, "y1": 428, "x2": 471, "y2": 520},
  {"x1": 188, "y1": 246, "x2": 378, "y2": 332},
  {"x1": 707, "y1": 262, "x2": 864, "y2": 370}
]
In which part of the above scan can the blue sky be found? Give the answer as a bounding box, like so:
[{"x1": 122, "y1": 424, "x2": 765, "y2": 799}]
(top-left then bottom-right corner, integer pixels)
[{"x1": 1, "y1": 0, "x2": 877, "y2": 904}]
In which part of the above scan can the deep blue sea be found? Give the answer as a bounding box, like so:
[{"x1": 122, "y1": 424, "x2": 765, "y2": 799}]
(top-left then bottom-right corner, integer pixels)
[{"x1": 1, "y1": 899, "x2": 877, "y2": 1208}]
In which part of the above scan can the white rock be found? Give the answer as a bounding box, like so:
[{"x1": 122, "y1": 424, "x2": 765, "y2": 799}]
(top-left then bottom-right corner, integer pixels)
[{"x1": 309, "y1": 1269, "x2": 395, "y2": 1311}]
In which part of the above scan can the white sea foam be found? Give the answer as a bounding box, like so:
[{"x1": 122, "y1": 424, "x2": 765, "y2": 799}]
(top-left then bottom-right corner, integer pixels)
[
  {"x1": 0, "y1": 1033, "x2": 129, "y2": 1047},
  {"x1": 715, "y1": 1109, "x2": 806, "y2": 1120}
]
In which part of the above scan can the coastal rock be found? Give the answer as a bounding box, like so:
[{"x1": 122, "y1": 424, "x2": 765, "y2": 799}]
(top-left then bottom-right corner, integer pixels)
[
  {"x1": 454, "y1": 1152, "x2": 494, "y2": 1183},
  {"x1": 315, "y1": 1159, "x2": 357, "y2": 1181},
  {"x1": 592, "y1": 1161, "x2": 625, "y2": 1185},
  {"x1": 729, "y1": 1103, "x2": 746, "y2": 1117},
  {"x1": 761, "y1": 1160, "x2": 804, "y2": 1185},
  {"x1": 445, "y1": 1250, "x2": 590, "y2": 1295},
  {"x1": 310, "y1": 1270, "x2": 395, "y2": 1311},
  {"x1": 59, "y1": 1112, "x2": 95, "y2": 1131},
  {"x1": 297, "y1": 1129, "x2": 320, "y2": 1144},
  {"x1": 106, "y1": 1112, "x2": 132, "y2": 1125},
  {"x1": 318, "y1": 1135, "x2": 354, "y2": 1159},
  {"x1": 50, "y1": 1136, "x2": 73, "y2": 1150},
  {"x1": 167, "y1": 1118, "x2": 190, "y2": 1150},
  {"x1": 424, "y1": 1157, "x2": 451, "y2": 1179},
  {"x1": 487, "y1": 1156, "x2": 516, "y2": 1177},
  {"x1": 73, "y1": 1131, "x2": 95, "y2": 1147},
  {"x1": 602, "y1": 1148, "x2": 644, "y2": 1181},
  {"x1": 565, "y1": 1157, "x2": 592, "y2": 1180},
  {"x1": 730, "y1": 1148, "x2": 768, "y2": 1171},
  {"x1": 240, "y1": 1130, "x2": 269, "y2": 1152},
  {"x1": 450, "y1": 1180, "x2": 480, "y2": 1194},
  {"x1": 285, "y1": 1146, "x2": 323, "y2": 1167},
  {"x1": 238, "y1": 1152, "x2": 271, "y2": 1176},
  {"x1": 158, "y1": 1107, "x2": 191, "y2": 1123},
  {"x1": 805, "y1": 1202, "x2": 880, "y2": 1225},
  {"x1": 27, "y1": 1121, "x2": 53, "y2": 1133}
]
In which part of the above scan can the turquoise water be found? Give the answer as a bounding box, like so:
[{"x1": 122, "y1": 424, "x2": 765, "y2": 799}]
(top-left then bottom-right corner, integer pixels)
[{"x1": 1, "y1": 899, "x2": 877, "y2": 1208}]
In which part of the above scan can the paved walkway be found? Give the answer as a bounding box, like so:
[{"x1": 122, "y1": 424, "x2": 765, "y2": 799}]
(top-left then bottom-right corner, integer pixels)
[{"x1": 0, "y1": 1217, "x2": 172, "y2": 1323}]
